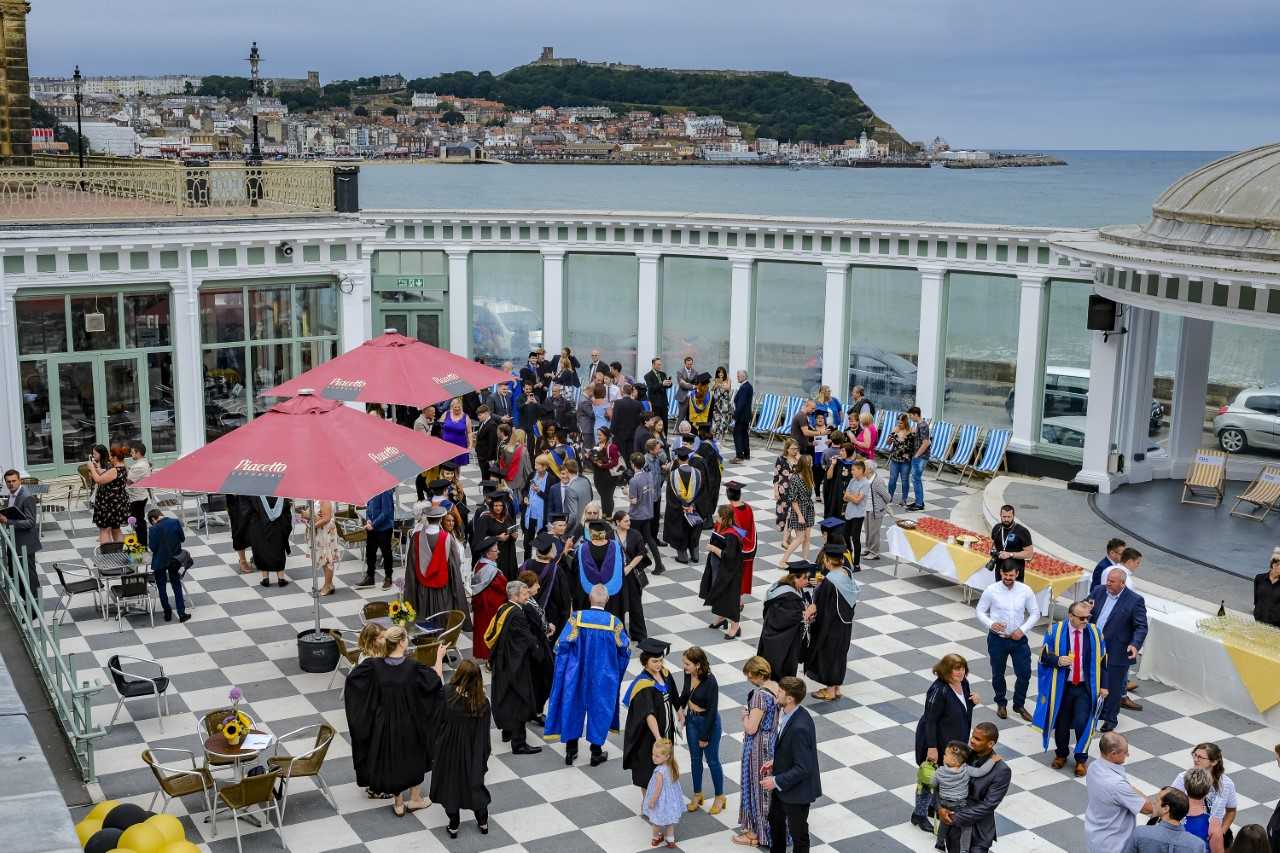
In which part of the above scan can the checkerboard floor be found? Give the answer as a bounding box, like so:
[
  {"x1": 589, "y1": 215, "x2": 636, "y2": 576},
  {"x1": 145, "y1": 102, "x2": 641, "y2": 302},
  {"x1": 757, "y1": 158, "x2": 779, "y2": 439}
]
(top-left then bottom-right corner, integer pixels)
[{"x1": 34, "y1": 443, "x2": 1280, "y2": 853}]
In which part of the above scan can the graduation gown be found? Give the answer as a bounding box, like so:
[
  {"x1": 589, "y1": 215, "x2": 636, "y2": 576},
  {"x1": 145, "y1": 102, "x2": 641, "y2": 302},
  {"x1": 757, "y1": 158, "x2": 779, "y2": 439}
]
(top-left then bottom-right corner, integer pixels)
[
  {"x1": 522, "y1": 599, "x2": 556, "y2": 710},
  {"x1": 470, "y1": 560, "x2": 508, "y2": 660},
  {"x1": 572, "y1": 540, "x2": 625, "y2": 618},
  {"x1": 700, "y1": 527, "x2": 744, "y2": 622},
  {"x1": 693, "y1": 441, "x2": 723, "y2": 527},
  {"x1": 823, "y1": 457, "x2": 853, "y2": 520},
  {"x1": 730, "y1": 501, "x2": 757, "y2": 596},
  {"x1": 803, "y1": 572, "x2": 857, "y2": 687},
  {"x1": 344, "y1": 657, "x2": 443, "y2": 794},
  {"x1": 404, "y1": 526, "x2": 470, "y2": 629},
  {"x1": 526, "y1": 555, "x2": 573, "y2": 639},
  {"x1": 757, "y1": 584, "x2": 806, "y2": 679},
  {"x1": 662, "y1": 465, "x2": 703, "y2": 550},
  {"x1": 487, "y1": 601, "x2": 544, "y2": 730},
  {"x1": 544, "y1": 608, "x2": 632, "y2": 746},
  {"x1": 247, "y1": 497, "x2": 292, "y2": 572},
  {"x1": 429, "y1": 692, "x2": 492, "y2": 814},
  {"x1": 622, "y1": 670, "x2": 679, "y2": 788},
  {"x1": 473, "y1": 510, "x2": 519, "y2": 580},
  {"x1": 225, "y1": 493, "x2": 254, "y2": 552}
]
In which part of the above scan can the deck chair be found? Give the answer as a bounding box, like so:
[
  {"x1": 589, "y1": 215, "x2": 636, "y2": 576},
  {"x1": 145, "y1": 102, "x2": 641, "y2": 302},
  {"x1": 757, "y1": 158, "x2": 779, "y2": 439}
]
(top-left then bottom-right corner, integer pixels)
[
  {"x1": 668, "y1": 393, "x2": 680, "y2": 422},
  {"x1": 936, "y1": 424, "x2": 981, "y2": 483},
  {"x1": 749, "y1": 392, "x2": 779, "y2": 437},
  {"x1": 1181, "y1": 448, "x2": 1227, "y2": 508},
  {"x1": 768, "y1": 395, "x2": 803, "y2": 450},
  {"x1": 1230, "y1": 466, "x2": 1280, "y2": 521},
  {"x1": 960, "y1": 427, "x2": 1012, "y2": 484},
  {"x1": 876, "y1": 410, "x2": 904, "y2": 453},
  {"x1": 925, "y1": 420, "x2": 956, "y2": 470}
]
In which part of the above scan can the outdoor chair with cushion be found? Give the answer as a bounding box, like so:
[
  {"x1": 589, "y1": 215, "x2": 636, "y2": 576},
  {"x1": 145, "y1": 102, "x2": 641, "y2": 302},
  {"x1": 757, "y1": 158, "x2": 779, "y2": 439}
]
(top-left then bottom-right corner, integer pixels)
[
  {"x1": 142, "y1": 747, "x2": 215, "y2": 817},
  {"x1": 267, "y1": 723, "x2": 336, "y2": 824},
  {"x1": 211, "y1": 769, "x2": 284, "y2": 852},
  {"x1": 192, "y1": 492, "x2": 230, "y2": 534},
  {"x1": 50, "y1": 561, "x2": 103, "y2": 625},
  {"x1": 107, "y1": 654, "x2": 171, "y2": 730},
  {"x1": 1229, "y1": 465, "x2": 1280, "y2": 521},
  {"x1": 109, "y1": 571, "x2": 154, "y2": 630},
  {"x1": 1181, "y1": 448, "x2": 1228, "y2": 508}
]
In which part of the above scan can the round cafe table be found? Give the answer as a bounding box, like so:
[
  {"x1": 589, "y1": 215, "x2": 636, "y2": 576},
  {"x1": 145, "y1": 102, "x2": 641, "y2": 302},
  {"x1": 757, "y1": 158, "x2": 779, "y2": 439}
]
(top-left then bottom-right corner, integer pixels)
[{"x1": 203, "y1": 727, "x2": 274, "y2": 826}]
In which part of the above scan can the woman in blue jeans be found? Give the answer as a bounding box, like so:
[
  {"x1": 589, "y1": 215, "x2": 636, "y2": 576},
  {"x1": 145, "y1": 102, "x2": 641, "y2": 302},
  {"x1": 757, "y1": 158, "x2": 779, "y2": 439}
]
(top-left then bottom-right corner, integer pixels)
[
  {"x1": 884, "y1": 414, "x2": 917, "y2": 505},
  {"x1": 676, "y1": 646, "x2": 725, "y2": 814}
]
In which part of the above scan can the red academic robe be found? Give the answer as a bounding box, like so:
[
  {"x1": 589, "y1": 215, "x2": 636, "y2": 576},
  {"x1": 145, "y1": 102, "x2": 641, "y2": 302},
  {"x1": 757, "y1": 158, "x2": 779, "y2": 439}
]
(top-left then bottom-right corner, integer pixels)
[
  {"x1": 731, "y1": 501, "x2": 757, "y2": 595},
  {"x1": 471, "y1": 570, "x2": 509, "y2": 660}
]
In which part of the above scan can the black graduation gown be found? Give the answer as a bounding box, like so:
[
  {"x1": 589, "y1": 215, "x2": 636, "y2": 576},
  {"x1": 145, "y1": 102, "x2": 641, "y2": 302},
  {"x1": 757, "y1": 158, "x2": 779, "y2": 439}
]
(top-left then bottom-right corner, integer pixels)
[
  {"x1": 429, "y1": 692, "x2": 492, "y2": 814},
  {"x1": 700, "y1": 529, "x2": 743, "y2": 622},
  {"x1": 225, "y1": 494, "x2": 253, "y2": 551},
  {"x1": 527, "y1": 556, "x2": 573, "y2": 638},
  {"x1": 694, "y1": 443, "x2": 722, "y2": 527},
  {"x1": 622, "y1": 671, "x2": 679, "y2": 788},
  {"x1": 344, "y1": 657, "x2": 443, "y2": 794},
  {"x1": 489, "y1": 602, "x2": 543, "y2": 731},
  {"x1": 803, "y1": 576, "x2": 856, "y2": 687},
  {"x1": 662, "y1": 465, "x2": 703, "y2": 550},
  {"x1": 757, "y1": 588, "x2": 806, "y2": 679},
  {"x1": 474, "y1": 510, "x2": 519, "y2": 580},
  {"x1": 823, "y1": 458, "x2": 853, "y2": 519},
  {"x1": 247, "y1": 497, "x2": 292, "y2": 572},
  {"x1": 522, "y1": 600, "x2": 555, "y2": 710}
]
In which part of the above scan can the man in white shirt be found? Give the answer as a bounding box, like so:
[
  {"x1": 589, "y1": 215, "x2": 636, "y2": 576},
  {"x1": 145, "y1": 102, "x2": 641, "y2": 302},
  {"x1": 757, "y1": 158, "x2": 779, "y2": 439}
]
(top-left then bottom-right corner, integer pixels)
[{"x1": 976, "y1": 563, "x2": 1040, "y2": 722}]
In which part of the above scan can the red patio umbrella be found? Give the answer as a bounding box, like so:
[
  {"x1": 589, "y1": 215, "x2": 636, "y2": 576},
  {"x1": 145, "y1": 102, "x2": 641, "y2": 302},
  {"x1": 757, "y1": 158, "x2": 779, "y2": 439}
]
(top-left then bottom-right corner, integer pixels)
[
  {"x1": 137, "y1": 392, "x2": 461, "y2": 666},
  {"x1": 260, "y1": 331, "x2": 518, "y2": 408}
]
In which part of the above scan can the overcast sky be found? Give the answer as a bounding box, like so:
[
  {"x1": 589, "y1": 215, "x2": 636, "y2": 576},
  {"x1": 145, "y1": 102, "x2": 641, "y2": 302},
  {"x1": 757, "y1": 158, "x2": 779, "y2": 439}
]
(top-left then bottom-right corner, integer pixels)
[{"x1": 29, "y1": 0, "x2": 1278, "y2": 150}]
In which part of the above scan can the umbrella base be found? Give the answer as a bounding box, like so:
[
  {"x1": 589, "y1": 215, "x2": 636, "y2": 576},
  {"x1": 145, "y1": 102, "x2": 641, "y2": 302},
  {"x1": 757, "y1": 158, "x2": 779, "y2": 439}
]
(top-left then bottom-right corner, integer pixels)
[{"x1": 298, "y1": 629, "x2": 339, "y2": 673}]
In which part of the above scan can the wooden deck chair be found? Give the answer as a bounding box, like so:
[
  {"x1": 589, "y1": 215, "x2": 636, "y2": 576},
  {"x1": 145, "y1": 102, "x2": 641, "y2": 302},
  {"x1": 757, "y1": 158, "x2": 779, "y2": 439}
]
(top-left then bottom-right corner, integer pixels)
[
  {"x1": 876, "y1": 410, "x2": 904, "y2": 453},
  {"x1": 768, "y1": 396, "x2": 803, "y2": 450},
  {"x1": 926, "y1": 420, "x2": 956, "y2": 470},
  {"x1": 961, "y1": 427, "x2": 1012, "y2": 484},
  {"x1": 1181, "y1": 448, "x2": 1228, "y2": 508},
  {"x1": 936, "y1": 423, "x2": 982, "y2": 482},
  {"x1": 668, "y1": 393, "x2": 680, "y2": 422},
  {"x1": 751, "y1": 393, "x2": 781, "y2": 437},
  {"x1": 1229, "y1": 465, "x2": 1280, "y2": 520}
]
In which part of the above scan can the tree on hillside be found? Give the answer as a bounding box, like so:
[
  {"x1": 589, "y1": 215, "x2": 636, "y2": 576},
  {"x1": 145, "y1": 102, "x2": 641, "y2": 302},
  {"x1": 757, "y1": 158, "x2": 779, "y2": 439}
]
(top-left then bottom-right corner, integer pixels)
[
  {"x1": 441, "y1": 110, "x2": 464, "y2": 125},
  {"x1": 353, "y1": 105, "x2": 369, "y2": 117},
  {"x1": 381, "y1": 106, "x2": 399, "y2": 117}
]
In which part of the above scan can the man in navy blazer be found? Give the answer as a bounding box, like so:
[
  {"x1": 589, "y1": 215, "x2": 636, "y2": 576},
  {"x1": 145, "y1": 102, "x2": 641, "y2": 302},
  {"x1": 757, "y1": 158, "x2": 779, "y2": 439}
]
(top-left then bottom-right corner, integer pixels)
[
  {"x1": 762, "y1": 677, "x2": 821, "y2": 853},
  {"x1": 1088, "y1": 570, "x2": 1148, "y2": 731},
  {"x1": 732, "y1": 370, "x2": 754, "y2": 463}
]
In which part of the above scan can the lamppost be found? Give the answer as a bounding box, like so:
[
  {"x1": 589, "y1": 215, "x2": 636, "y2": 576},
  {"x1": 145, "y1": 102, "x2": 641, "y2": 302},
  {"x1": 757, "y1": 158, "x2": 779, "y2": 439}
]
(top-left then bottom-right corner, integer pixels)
[
  {"x1": 72, "y1": 65, "x2": 85, "y2": 169},
  {"x1": 246, "y1": 41, "x2": 262, "y2": 161}
]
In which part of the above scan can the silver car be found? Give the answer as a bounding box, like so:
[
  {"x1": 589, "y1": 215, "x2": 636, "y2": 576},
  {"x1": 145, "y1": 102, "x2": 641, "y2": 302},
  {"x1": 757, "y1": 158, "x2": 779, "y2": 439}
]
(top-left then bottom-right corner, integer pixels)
[{"x1": 1214, "y1": 386, "x2": 1280, "y2": 453}]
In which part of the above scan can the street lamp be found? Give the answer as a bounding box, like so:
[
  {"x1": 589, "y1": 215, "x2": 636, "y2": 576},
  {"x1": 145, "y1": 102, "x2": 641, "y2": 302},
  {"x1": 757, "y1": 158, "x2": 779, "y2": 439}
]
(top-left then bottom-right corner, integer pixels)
[
  {"x1": 246, "y1": 41, "x2": 262, "y2": 161},
  {"x1": 72, "y1": 64, "x2": 84, "y2": 169}
]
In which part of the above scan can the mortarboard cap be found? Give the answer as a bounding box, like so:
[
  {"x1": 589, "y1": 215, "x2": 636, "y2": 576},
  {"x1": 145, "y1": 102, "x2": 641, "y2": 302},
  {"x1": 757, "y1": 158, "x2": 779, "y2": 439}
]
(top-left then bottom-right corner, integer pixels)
[
  {"x1": 587, "y1": 520, "x2": 611, "y2": 534},
  {"x1": 439, "y1": 461, "x2": 459, "y2": 472},
  {"x1": 479, "y1": 479, "x2": 502, "y2": 490},
  {"x1": 547, "y1": 512, "x2": 567, "y2": 523},
  {"x1": 724, "y1": 480, "x2": 744, "y2": 495},
  {"x1": 695, "y1": 372, "x2": 712, "y2": 384},
  {"x1": 819, "y1": 517, "x2": 845, "y2": 531},
  {"x1": 533, "y1": 532, "x2": 556, "y2": 554},
  {"x1": 422, "y1": 505, "x2": 447, "y2": 520},
  {"x1": 822, "y1": 542, "x2": 847, "y2": 558},
  {"x1": 638, "y1": 637, "x2": 670, "y2": 657},
  {"x1": 475, "y1": 536, "x2": 499, "y2": 552},
  {"x1": 485, "y1": 490, "x2": 507, "y2": 503},
  {"x1": 427, "y1": 479, "x2": 450, "y2": 492},
  {"x1": 786, "y1": 559, "x2": 821, "y2": 576},
  {"x1": 675, "y1": 446, "x2": 692, "y2": 460}
]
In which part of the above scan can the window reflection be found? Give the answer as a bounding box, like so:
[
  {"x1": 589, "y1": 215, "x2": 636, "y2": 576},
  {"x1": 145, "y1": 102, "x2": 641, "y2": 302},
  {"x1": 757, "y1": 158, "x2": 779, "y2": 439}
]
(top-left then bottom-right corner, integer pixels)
[
  {"x1": 16, "y1": 297, "x2": 67, "y2": 355},
  {"x1": 661, "y1": 257, "x2": 730, "y2": 372},
  {"x1": 943, "y1": 274, "x2": 1019, "y2": 428},
  {"x1": 847, "y1": 268, "x2": 921, "y2": 410},
  {"x1": 565, "y1": 254, "x2": 639, "y2": 376},
  {"x1": 71, "y1": 294, "x2": 120, "y2": 352},
  {"x1": 753, "y1": 261, "x2": 823, "y2": 398},
  {"x1": 471, "y1": 252, "x2": 543, "y2": 365}
]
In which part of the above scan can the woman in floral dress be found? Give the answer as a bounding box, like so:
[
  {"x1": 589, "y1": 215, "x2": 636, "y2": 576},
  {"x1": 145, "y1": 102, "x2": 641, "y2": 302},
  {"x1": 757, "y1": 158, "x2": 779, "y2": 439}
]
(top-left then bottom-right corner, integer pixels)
[
  {"x1": 307, "y1": 499, "x2": 341, "y2": 596},
  {"x1": 88, "y1": 444, "x2": 130, "y2": 543},
  {"x1": 772, "y1": 439, "x2": 798, "y2": 530},
  {"x1": 711, "y1": 366, "x2": 734, "y2": 440},
  {"x1": 735, "y1": 656, "x2": 780, "y2": 847}
]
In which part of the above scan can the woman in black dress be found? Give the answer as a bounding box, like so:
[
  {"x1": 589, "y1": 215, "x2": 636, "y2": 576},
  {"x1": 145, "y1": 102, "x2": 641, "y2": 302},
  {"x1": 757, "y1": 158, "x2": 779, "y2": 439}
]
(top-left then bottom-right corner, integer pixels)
[
  {"x1": 248, "y1": 496, "x2": 292, "y2": 587},
  {"x1": 756, "y1": 570, "x2": 813, "y2": 680},
  {"x1": 805, "y1": 545, "x2": 859, "y2": 700},
  {"x1": 700, "y1": 505, "x2": 744, "y2": 639},
  {"x1": 622, "y1": 639, "x2": 679, "y2": 801},
  {"x1": 224, "y1": 494, "x2": 254, "y2": 574},
  {"x1": 911, "y1": 653, "x2": 981, "y2": 831},
  {"x1": 88, "y1": 444, "x2": 130, "y2": 544},
  {"x1": 430, "y1": 659, "x2": 492, "y2": 838},
  {"x1": 345, "y1": 626, "x2": 445, "y2": 817}
]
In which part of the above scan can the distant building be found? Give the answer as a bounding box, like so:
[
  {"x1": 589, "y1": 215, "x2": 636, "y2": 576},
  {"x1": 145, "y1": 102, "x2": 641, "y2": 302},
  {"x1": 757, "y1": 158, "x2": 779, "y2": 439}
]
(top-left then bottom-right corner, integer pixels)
[
  {"x1": 684, "y1": 114, "x2": 726, "y2": 139},
  {"x1": 756, "y1": 137, "x2": 779, "y2": 155},
  {"x1": 411, "y1": 92, "x2": 439, "y2": 109},
  {"x1": 32, "y1": 74, "x2": 201, "y2": 97},
  {"x1": 379, "y1": 74, "x2": 406, "y2": 91},
  {"x1": 79, "y1": 121, "x2": 140, "y2": 155},
  {"x1": 559, "y1": 105, "x2": 613, "y2": 120}
]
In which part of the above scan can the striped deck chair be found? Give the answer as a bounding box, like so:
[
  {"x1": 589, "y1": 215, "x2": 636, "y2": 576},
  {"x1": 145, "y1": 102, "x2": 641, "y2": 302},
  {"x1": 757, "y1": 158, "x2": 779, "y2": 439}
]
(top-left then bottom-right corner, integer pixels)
[
  {"x1": 925, "y1": 420, "x2": 956, "y2": 470},
  {"x1": 1230, "y1": 465, "x2": 1280, "y2": 521},
  {"x1": 768, "y1": 395, "x2": 804, "y2": 450},
  {"x1": 1181, "y1": 448, "x2": 1228, "y2": 507},
  {"x1": 751, "y1": 393, "x2": 782, "y2": 437},
  {"x1": 936, "y1": 423, "x2": 981, "y2": 482},
  {"x1": 668, "y1": 393, "x2": 680, "y2": 423},
  {"x1": 876, "y1": 410, "x2": 903, "y2": 453},
  {"x1": 960, "y1": 427, "x2": 1012, "y2": 484}
]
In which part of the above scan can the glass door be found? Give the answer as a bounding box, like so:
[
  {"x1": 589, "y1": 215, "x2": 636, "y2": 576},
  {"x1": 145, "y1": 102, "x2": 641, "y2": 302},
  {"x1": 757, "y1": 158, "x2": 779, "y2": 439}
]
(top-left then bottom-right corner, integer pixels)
[
  {"x1": 411, "y1": 312, "x2": 443, "y2": 347},
  {"x1": 38, "y1": 354, "x2": 165, "y2": 471},
  {"x1": 56, "y1": 360, "x2": 97, "y2": 467}
]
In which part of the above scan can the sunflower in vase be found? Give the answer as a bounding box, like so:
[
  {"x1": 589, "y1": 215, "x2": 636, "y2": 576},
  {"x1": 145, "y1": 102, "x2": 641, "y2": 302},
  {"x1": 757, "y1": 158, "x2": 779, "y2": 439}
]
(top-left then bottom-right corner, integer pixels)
[
  {"x1": 121, "y1": 529, "x2": 147, "y2": 565},
  {"x1": 387, "y1": 598, "x2": 416, "y2": 629},
  {"x1": 219, "y1": 711, "x2": 253, "y2": 746}
]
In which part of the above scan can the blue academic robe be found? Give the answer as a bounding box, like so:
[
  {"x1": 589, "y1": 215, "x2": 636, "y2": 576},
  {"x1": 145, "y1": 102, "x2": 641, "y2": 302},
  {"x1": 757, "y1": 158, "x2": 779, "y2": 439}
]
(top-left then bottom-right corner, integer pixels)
[
  {"x1": 1032, "y1": 619, "x2": 1106, "y2": 757},
  {"x1": 543, "y1": 607, "x2": 631, "y2": 746}
]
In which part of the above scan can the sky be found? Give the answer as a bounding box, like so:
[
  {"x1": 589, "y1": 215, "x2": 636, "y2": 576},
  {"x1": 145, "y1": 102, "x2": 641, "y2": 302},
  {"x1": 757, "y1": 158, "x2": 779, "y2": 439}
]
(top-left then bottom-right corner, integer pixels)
[{"x1": 28, "y1": 0, "x2": 1280, "y2": 150}]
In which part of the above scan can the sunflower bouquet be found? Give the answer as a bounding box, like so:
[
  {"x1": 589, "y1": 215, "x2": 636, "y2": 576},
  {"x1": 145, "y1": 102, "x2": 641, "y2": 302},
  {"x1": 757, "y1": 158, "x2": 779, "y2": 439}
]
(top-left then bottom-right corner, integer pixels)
[
  {"x1": 387, "y1": 598, "x2": 416, "y2": 629},
  {"x1": 219, "y1": 686, "x2": 252, "y2": 746},
  {"x1": 122, "y1": 525, "x2": 147, "y2": 564}
]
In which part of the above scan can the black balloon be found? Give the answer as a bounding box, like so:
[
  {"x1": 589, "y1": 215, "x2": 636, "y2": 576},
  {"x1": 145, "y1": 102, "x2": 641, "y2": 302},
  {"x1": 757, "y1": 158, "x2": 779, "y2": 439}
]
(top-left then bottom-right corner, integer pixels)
[
  {"x1": 101, "y1": 802, "x2": 150, "y2": 831},
  {"x1": 84, "y1": 827, "x2": 123, "y2": 853}
]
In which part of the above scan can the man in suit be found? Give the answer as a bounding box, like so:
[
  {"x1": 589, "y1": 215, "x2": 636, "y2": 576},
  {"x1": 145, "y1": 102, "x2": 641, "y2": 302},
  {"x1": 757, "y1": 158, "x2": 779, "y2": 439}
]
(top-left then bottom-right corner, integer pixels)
[
  {"x1": 146, "y1": 508, "x2": 191, "y2": 623},
  {"x1": 937, "y1": 722, "x2": 1013, "y2": 853},
  {"x1": 486, "y1": 382, "x2": 515, "y2": 424},
  {"x1": 643, "y1": 357, "x2": 673, "y2": 426},
  {"x1": 1088, "y1": 569, "x2": 1148, "y2": 732},
  {"x1": 520, "y1": 351, "x2": 546, "y2": 402},
  {"x1": 584, "y1": 349, "x2": 606, "y2": 387},
  {"x1": 675, "y1": 355, "x2": 697, "y2": 424},
  {"x1": 474, "y1": 404, "x2": 500, "y2": 482},
  {"x1": 1034, "y1": 600, "x2": 1107, "y2": 776},
  {"x1": 732, "y1": 369, "x2": 754, "y2": 462},
  {"x1": 761, "y1": 676, "x2": 821, "y2": 853},
  {"x1": 610, "y1": 384, "x2": 644, "y2": 459},
  {"x1": 0, "y1": 469, "x2": 41, "y2": 619}
]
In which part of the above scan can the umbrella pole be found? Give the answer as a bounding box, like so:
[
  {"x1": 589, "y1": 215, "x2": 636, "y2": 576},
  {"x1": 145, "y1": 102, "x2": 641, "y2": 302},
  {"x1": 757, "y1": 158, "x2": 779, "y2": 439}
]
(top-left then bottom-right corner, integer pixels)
[{"x1": 310, "y1": 509, "x2": 321, "y2": 635}]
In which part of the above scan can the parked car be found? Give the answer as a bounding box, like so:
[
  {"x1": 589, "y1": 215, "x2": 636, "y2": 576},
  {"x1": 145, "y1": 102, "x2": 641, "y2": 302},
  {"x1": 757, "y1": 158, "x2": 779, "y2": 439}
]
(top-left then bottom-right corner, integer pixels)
[
  {"x1": 806, "y1": 345, "x2": 950, "y2": 411},
  {"x1": 1007, "y1": 366, "x2": 1163, "y2": 435},
  {"x1": 1041, "y1": 416, "x2": 1166, "y2": 457},
  {"x1": 1213, "y1": 386, "x2": 1280, "y2": 453}
]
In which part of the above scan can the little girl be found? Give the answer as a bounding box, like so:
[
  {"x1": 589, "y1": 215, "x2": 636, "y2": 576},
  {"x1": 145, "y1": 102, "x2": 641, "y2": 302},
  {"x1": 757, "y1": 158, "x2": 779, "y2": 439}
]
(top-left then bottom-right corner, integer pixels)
[{"x1": 643, "y1": 738, "x2": 686, "y2": 848}]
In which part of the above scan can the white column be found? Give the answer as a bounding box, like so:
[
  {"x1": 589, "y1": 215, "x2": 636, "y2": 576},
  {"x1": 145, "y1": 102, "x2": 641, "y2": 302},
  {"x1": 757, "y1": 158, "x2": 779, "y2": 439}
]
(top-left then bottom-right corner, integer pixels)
[
  {"x1": 541, "y1": 248, "x2": 565, "y2": 354},
  {"x1": 821, "y1": 261, "x2": 850, "y2": 399},
  {"x1": 1075, "y1": 324, "x2": 1124, "y2": 492},
  {"x1": 0, "y1": 261, "x2": 21, "y2": 469},
  {"x1": 1010, "y1": 273, "x2": 1048, "y2": 454},
  {"x1": 636, "y1": 251, "x2": 661, "y2": 374},
  {"x1": 728, "y1": 256, "x2": 753, "y2": 383},
  {"x1": 445, "y1": 247, "x2": 470, "y2": 357},
  {"x1": 1168, "y1": 316, "x2": 1213, "y2": 477},
  {"x1": 1114, "y1": 306, "x2": 1159, "y2": 486},
  {"x1": 338, "y1": 265, "x2": 371, "y2": 354},
  {"x1": 174, "y1": 252, "x2": 205, "y2": 454},
  {"x1": 915, "y1": 266, "x2": 947, "y2": 418}
]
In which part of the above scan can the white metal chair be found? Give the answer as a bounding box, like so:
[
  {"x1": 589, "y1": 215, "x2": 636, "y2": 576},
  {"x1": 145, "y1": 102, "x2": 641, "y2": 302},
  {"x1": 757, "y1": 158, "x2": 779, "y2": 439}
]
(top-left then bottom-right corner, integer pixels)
[{"x1": 107, "y1": 654, "x2": 171, "y2": 730}]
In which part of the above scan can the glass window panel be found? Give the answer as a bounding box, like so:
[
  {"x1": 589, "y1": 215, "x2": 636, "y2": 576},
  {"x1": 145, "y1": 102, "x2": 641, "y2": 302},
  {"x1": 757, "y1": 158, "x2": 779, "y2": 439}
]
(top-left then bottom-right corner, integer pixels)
[
  {"x1": 249, "y1": 286, "x2": 290, "y2": 340},
  {"x1": 847, "y1": 267, "x2": 921, "y2": 409},
  {"x1": 252, "y1": 344, "x2": 293, "y2": 417},
  {"x1": 70, "y1": 294, "x2": 120, "y2": 352},
  {"x1": 660, "y1": 257, "x2": 730, "y2": 371},
  {"x1": 200, "y1": 289, "x2": 245, "y2": 344},
  {"x1": 753, "y1": 261, "x2": 824, "y2": 398},
  {"x1": 146, "y1": 352, "x2": 177, "y2": 453},
  {"x1": 19, "y1": 361, "x2": 52, "y2": 465},
  {"x1": 16, "y1": 296, "x2": 67, "y2": 355},
  {"x1": 1206, "y1": 320, "x2": 1280, "y2": 435},
  {"x1": 103, "y1": 357, "x2": 141, "y2": 448},
  {"x1": 400, "y1": 251, "x2": 423, "y2": 275},
  {"x1": 470, "y1": 252, "x2": 543, "y2": 365},
  {"x1": 58, "y1": 361, "x2": 97, "y2": 464},
  {"x1": 942, "y1": 273, "x2": 1019, "y2": 428},
  {"x1": 298, "y1": 338, "x2": 337, "y2": 375},
  {"x1": 293, "y1": 282, "x2": 339, "y2": 338},
  {"x1": 125, "y1": 291, "x2": 172, "y2": 348},
  {"x1": 565, "y1": 253, "x2": 640, "y2": 376},
  {"x1": 203, "y1": 347, "x2": 248, "y2": 442},
  {"x1": 1039, "y1": 281, "x2": 1091, "y2": 449}
]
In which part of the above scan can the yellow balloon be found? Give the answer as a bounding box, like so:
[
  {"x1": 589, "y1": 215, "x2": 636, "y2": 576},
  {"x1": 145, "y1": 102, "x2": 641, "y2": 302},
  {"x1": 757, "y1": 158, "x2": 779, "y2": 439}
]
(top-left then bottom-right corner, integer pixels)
[
  {"x1": 87, "y1": 801, "x2": 120, "y2": 823},
  {"x1": 160, "y1": 842, "x2": 200, "y2": 853},
  {"x1": 143, "y1": 814, "x2": 184, "y2": 845},
  {"x1": 74, "y1": 818, "x2": 103, "y2": 846},
  {"x1": 118, "y1": 823, "x2": 165, "y2": 853},
  {"x1": 106, "y1": 849, "x2": 138, "y2": 853}
]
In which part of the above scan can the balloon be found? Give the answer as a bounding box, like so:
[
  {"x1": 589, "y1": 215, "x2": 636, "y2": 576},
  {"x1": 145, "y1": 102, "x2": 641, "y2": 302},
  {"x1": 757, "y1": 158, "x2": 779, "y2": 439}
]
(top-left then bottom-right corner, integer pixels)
[
  {"x1": 87, "y1": 800, "x2": 120, "y2": 822},
  {"x1": 102, "y1": 803, "x2": 150, "y2": 832},
  {"x1": 142, "y1": 813, "x2": 184, "y2": 845},
  {"x1": 83, "y1": 827, "x2": 123, "y2": 853},
  {"x1": 160, "y1": 842, "x2": 201, "y2": 853},
  {"x1": 75, "y1": 818, "x2": 103, "y2": 846},
  {"x1": 118, "y1": 823, "x2": 165, "y2": 853}
]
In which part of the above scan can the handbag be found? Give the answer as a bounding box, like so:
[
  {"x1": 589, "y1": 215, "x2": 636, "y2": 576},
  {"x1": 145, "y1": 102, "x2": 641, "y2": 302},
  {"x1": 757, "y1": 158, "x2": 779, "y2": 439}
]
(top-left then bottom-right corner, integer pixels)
[{"x1": 175, "y1": 549, "x2": 195, "y2": 578}]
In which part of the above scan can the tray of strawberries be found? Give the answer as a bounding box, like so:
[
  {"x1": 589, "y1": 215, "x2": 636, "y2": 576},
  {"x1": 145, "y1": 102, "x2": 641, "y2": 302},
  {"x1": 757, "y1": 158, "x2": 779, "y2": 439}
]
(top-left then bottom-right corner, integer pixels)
[{"x1": 911, "y1": 516, "x2": 1081, "y2": 579}]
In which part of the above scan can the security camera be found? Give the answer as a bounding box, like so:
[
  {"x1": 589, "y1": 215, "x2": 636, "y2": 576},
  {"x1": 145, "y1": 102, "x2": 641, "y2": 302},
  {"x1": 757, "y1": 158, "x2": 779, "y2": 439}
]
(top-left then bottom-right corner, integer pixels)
[{"x1": 278, "y1": 241, "x2": 294, "y2": 257}]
